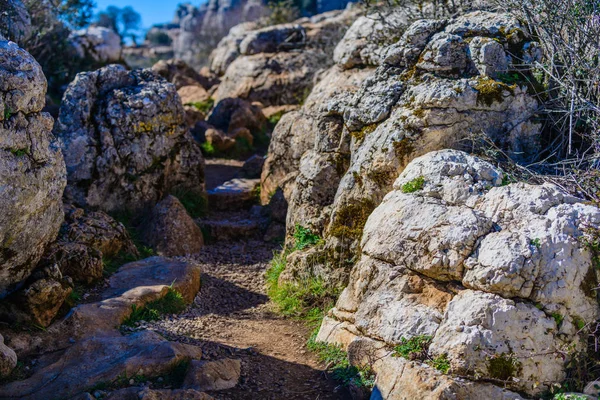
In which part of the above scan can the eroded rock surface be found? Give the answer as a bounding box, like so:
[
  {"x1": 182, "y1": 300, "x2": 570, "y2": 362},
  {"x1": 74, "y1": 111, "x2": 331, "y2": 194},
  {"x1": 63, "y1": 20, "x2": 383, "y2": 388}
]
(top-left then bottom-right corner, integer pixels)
[
  {"x1": 0, "y1": 40, "x2": 67, "y2": 298},
  {"x1": 70, "y1": 26, "x2": 122, "y2": 63},
  {"x1": 278, "y1": 11, "x2": 543, "y2": 288},
  {"x1": 212, "y1": 8, "x2": 360, "y2": 106},
  {"x1": 55, "y1": 65, "x2": 205, "y2": 213},
  {"x1": 142, "y1": 195, "x2": 205, "y2": 256},
  {"x1": 317, "y1": 150, "x2": 600, "y2": 395}
]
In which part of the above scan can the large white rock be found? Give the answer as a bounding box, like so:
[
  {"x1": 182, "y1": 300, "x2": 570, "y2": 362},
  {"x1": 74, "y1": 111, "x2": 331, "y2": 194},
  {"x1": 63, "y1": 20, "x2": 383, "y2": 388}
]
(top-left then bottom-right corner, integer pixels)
[
  {"x1": 318, "y1": 150, "x2": 600, "y2": 395},
  {"x1": 70, "y1": 26, "x2": 122, "y2": 63}
]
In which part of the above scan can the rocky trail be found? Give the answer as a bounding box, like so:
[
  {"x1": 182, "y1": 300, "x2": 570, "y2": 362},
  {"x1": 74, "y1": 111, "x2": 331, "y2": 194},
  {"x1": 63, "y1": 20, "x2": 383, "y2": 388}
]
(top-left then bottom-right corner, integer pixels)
[{"x1": 136, "y1": 159, "x2": 348, "y2": 400}]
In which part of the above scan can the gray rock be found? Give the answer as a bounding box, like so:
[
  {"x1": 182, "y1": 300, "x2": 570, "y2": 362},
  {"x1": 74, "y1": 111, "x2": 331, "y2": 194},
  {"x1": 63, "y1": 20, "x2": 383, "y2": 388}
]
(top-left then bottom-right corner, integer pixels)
[
  {"x1": 0, "y1": 0, "x2": 31, "y2": 44},
  {"x1": 333, "y1": 11, "x2": 408, "y2": 69},
  {"x1": 0, "y1": 40, "x2": 67, "y2": 298},
  {"x1": 183, "y1": 358, "x2": 241, "y2": 391},
  {"x1": 70, "y1": 26, "x2": 122, "y2": 63},
  {"x1": 142, "y1": 195, "x2": 204, "y2": 256},
  {"x1": 239, "y1": 24, "x2": 306, "y2": 55},
  {"x1": 318, "y1": 150, "x2": 600, "y2": 395},
  {"x1": 0, "y1": 334, "x2": 17, "y2": 378},
  {"x1": 55, "y1": 65, "x2": 205, "y2": 213}
]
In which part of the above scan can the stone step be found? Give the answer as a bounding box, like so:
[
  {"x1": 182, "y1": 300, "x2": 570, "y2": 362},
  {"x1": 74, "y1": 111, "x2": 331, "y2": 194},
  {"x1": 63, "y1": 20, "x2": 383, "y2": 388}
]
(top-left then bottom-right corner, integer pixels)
[
  {"x1": 199, "y1": 216, "x2": 264, "y2": 242},
  {"x1": 207, "y1": 178, "x2": 260, "y2": 211}
]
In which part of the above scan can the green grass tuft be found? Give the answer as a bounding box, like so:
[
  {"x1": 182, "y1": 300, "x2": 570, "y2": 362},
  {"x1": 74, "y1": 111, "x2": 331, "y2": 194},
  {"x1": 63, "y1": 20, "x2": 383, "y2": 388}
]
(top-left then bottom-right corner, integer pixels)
[
  {"x1": 122, "y1": 286, "x2": 186, "y2": 327},
  {"x1": 201, "y1": 141, "x2": 216, "y2": 156},
  {"x1": 292, "y1": 224, "x2": 322, "y2": 250},
  {"x1": 172, "y1": 189, "x2": 208, "y2": 218},
  {"x1": 393, "y1": 335, "x2": 432, "y2": 360},
  {"x1": 186, "y1": 98, "x2": 214, "y2": 114},
  {"x1": 307, "y1": 329, "x2": 375, "y2": 388},
  {"x1": 401, "y1": 176, "x2": 425, "y2": 194},
  {"x1": 430, "y1": 354, "x2": 451, "y2": 374}
]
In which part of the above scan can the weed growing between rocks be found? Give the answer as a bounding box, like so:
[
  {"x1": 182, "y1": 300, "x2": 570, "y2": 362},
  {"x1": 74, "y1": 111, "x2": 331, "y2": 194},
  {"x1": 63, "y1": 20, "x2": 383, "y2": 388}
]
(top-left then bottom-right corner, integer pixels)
[
  {"x1": 392, "y1": 336, "x2": 451, "y2": 374},
  {"x1": 104, "y1": 211, "x2": 156, "y2": 276},
  {"x1": 121, "y1": 286, "x2": 186, "y2": 327},
  {"x1": 401, "y1": 176, "x2": 425, "y2": 193},
  {"x1": 186, "y1": 98, "x2": 215, "y2": 114},
  {"x1": 172, "y1": 189, "x2": 208, "y2": 218},
  {"x1": 293, "y1": 224, "x2": 323, "y2": 250},
  {"x1": 307, "y1": 330, "x2": 376, "y2": 390}
]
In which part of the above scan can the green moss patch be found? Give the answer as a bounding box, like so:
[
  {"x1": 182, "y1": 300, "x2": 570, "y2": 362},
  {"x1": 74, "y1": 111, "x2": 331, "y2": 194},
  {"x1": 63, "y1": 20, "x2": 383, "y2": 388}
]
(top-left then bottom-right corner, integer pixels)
[
  {"x1": 329, "y1": 199, "x2": 375, "y2": 241},
  {"x1": 487, "y1": 353, "x2": 522, "y2": 381},
  {"x1": 474, "y1": 76, "x2": 516, "y2": 106},
  {"x1": 401, "y1": 176, "x2": 425, "y2": 193}
]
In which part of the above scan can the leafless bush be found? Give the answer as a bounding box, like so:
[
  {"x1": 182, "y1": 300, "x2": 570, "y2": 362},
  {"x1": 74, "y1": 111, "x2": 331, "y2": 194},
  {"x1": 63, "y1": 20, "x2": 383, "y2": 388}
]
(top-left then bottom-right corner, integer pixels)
[
  {"x1": 491, "y1": 1, "x2": 600, "y2": 188},
  {"x1": 361, "y1": 0, "x2": 489, "y2": 19}
]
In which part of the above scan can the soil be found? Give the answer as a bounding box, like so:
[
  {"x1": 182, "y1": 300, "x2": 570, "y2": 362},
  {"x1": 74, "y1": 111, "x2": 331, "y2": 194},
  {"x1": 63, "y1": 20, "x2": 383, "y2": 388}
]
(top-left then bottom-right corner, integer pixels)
[{"x1": 144, "y1": 159, "x2": 349, "y2": 400}]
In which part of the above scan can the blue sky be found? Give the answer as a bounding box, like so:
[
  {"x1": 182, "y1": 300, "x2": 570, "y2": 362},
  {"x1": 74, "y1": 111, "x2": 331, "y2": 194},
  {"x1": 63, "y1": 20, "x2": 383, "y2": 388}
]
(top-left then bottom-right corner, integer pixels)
[{"x1": 94, "y1": 0, "x2": 191, "y2": 29}]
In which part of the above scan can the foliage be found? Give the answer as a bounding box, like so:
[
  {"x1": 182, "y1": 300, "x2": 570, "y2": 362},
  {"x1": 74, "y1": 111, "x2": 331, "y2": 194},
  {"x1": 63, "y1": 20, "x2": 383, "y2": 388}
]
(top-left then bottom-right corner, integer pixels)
[
  {"x1": 393, "y1": 335, "x2": 432, "y2": 360},
  {"x1": 200, "y1": 142, "x2": 216, "y2": 156},
  {"x1": 22, "y1": 0, "x2": 99, "y2": 101},
  {"x1": 95, "y1": 5, "x2": 142, "y2": 43},
  {"x1": 530, "y1": 238, "x2": 542, "y2": 248},
  {"x1": 292, "y1": 224, "x2": 322, "y2": 250},
  {"x1": 392, "y1": 335, "x2": 451, "y2": 373},
  {"x1": 172, "y1": 189, "x2": 208, "y2": 218},
  {"x1": 263, "y1": 0, "x2": 301, "y2": 26},
  {"x1": 487, "y1": 353, "x2": 522, "y2": 381},
  {"x1": 430, "y1": 354, "x2": 451, "y2": 374},
  {"x1": 492, "y1": 0, "x2": 600, "y2": 179},
  {"x1": 146, "y1": 30, "x2": 172, "y2": 46},
  {"x1": 186, "y1": 98, "x2": 215, "y2": 114},
  {"x1": 122, "y1": 287, "x2": 186, "y2": 327},
  {"x1": 307, "y1": 330, "x2": 376, "y2": 389},
  {"x1": 401, "y1": 176, "x2": 425, "y2": 193}
]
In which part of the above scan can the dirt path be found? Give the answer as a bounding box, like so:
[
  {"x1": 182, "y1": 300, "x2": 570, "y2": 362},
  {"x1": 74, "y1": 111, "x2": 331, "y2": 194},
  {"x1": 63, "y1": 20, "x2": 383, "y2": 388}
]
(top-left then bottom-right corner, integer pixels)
[{"x1": 144, "y1": 160, "x2": 348, "y2": 399}]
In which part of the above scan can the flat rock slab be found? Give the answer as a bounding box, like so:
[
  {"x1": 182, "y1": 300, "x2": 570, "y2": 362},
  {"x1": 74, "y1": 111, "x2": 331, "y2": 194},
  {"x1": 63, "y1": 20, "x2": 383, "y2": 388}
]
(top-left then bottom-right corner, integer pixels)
[
  {"x1": 183, "y1": 358, "x2": 241, "y2": 391},
  {"x1": 107, "y1": 387, "x2": 214, "y2": 400},
  {"x1": 70, "y1": 257, "x2": 201, "y2": 337},
  {"x1": 0, "y1": 331, "x2": 204, "y2": 400},
  {"x1": 207, "y1": 178, "x2": 259, "y2": 211},
  {"x1": 199, "y1": 218, "x2": 262, "y2": 242}
]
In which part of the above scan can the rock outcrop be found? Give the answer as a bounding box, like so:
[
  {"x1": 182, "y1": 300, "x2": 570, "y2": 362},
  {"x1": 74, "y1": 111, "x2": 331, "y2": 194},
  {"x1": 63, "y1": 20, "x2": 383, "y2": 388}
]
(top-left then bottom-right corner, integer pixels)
[
  {"x1": 272, "y1": 11, "x2": 543, "y2": 287},
  {"x1": 0, "y1": 40, "x2": 67, "y2": 298},
  {"x1": 55, "y1": 65, "x2": 205, "y2": 213},
  {"x1": 316, "y1": 149, "x2": 600, "y2": 396},
  {"x1": 212, "y1": 7, "x2": 361, "y2": 106},
  {"x1": 0, "y1": 0, "x2": 31, "y2": 44},
  {"x1": 70, "y1": 26, "x2": 122, "y2": 64},
  {"x1": 142, "y1": 195, "x2": 204, "y2": 256}
]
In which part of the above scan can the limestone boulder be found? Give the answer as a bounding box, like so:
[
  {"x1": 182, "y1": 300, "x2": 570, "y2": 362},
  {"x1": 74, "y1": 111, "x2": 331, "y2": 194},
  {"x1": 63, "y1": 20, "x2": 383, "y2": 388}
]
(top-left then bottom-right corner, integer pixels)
[
  {"x1": 214, "y1": 50, "x2": 329, "y2": 106},
  {"x1": 70, "y1": 26, "x2": 122, "y2": 64},
  {"x1": 182, "y1": 358, "x2": 242, "y2": 391},
  {"x1": 281, "y1": 11, "x2": 543, "y2": 288},
  {"x1": 0, "y1": 40, "x2": 67, "y2": 298},
  {"x1": 207, "y1": 97, "x2": 267, "y2": 136},
  {"x1": 317, "y1": 150, "x2": 600, "y2": 395},
  {"x1": 152, "y1": 59, "x2": 216, "y2": 90},
  {"x1": 0, "y1": 0, "x2": 31, "y2": 44},
  {"x1": 55, "y1": 65, "x2": 205, "y2": 213},
  {"x1": 0, "y1": 334, "x2": 16, "y2": 378},
  {"x1": 333, "y1": 10, "x2": 408, "y2": 69},
  {"x1": 209, "y1": 22, "x2": 259, "y2": 75},
  {"x1": 239, "y1": 24, "x2": 306, "y2": 55},
  {"x1": 142, "y1": 195, "x2": 204, "y2": 256}
]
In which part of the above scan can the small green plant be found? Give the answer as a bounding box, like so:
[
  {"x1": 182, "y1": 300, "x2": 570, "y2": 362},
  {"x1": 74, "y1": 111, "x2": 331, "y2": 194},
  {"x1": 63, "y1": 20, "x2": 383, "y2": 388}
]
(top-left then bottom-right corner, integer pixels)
[
  {"x1": 430, "y1": 354, "x2": 451, "y2": 374},
  {"x1": 554, "y1": 394, "x2": 588, "y2": 400},
  {"x1": 10, "y1": 148, "x2": 28, "y2": 157},
  {"x1": 3, "y1": 108, "x2": 12, "y2": 120},
  {"x1": 552, "y1": 312, "x2": 564, "y2": 327},
  {"x1": 496, "y1": 72, "x2": 522, "y2": 85},
  {"x1": 401, "y1": 176, "x2": 425, "y2": 193},
  {"x1": 122, "y1": 286, "x2": 186, "y2": 327},
  {"x1": 201, "y1": 142, "x2": 216, "y2": 156},
  {"x1": 186, "y1": 98, "x2": 214, "y2": 114},
  {"x1": 393, "y1": 335, "x2": 432, "y2": 360},
  {"x1": 307, "y1": 330, "x2": 375, "y2": 389},
  {"x1": 573, "y1": 316, "x2": 586, "y2": 331},
  {"x1": 172, "y1": 189, "x2": 207, "y2": 218},
  {"x1": 268, "y1": 111, "x2": 285, "y2": 126},
  {"x1": 487, "y1": 352, "x2": 522, "y2": 381},
  {"x1": 531, "y1": 238, "x2": 542, "y2": 249},
  {"x1": 293, "y1": 225, "x2": 322, "y2": 250}
]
